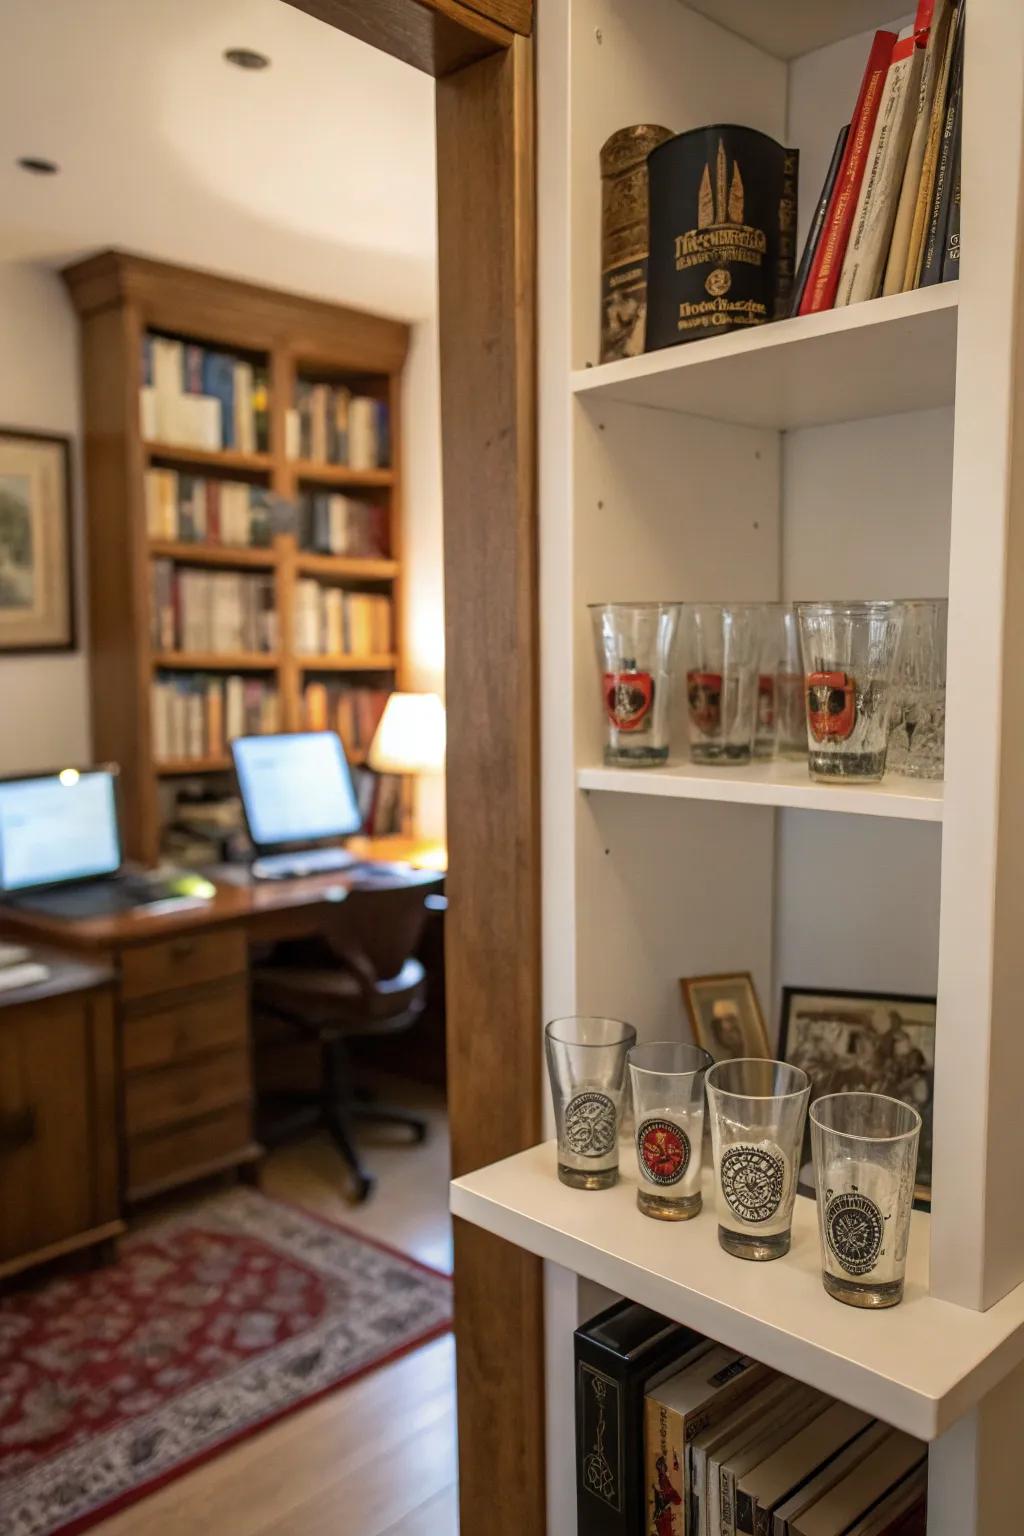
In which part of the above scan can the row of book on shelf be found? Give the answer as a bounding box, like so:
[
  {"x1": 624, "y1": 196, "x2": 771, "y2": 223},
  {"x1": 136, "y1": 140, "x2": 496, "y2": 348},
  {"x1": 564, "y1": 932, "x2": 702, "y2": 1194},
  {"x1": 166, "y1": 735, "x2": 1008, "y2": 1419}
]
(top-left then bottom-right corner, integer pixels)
[
  {"x1": 577, "y1": 1301, "x2": 925, "y2": 1536},
  {"x1": 144, "y1": 469, "x2": 391, "y2": 559},
  {"x1": 293, "y1": 581, "x2": 393, "y2": 658},
  {"x1": 150, "y1": 563, "x2": 277, "y2": 655},
  {"x1": 793, "y1": 0, "x2": 963, "y2": 316},
  {"x1": 139, "y1": 333, "x2": 390, "y2": 469},
  {"x1": 151, "y1": 675, "x2": 280, "y2": 761},
  {"x1": 303, "y1": 681, "x2": 390, "y2": 756}
]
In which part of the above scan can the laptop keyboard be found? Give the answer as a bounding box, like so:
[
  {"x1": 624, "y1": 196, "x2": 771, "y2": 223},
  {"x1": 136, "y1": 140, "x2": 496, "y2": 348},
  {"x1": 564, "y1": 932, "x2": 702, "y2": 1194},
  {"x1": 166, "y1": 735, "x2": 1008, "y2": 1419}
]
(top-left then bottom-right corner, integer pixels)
[
  {"x1": 251, "y1": 847, "x2": 359, "y2": 881},
  {"x1": 7, "y1": 878, "x2": 168, "y2": 919}
]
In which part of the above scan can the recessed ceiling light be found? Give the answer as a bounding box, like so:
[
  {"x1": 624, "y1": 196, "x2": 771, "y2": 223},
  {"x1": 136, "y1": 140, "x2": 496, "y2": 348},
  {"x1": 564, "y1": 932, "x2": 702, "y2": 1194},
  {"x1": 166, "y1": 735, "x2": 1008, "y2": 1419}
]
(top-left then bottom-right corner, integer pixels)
[
  {"x1": 17, "y1": 156, "x2": 59, "y2": 175},
  {"x1": 224, "y1": 47, "x2": 270, "y2": 70}
]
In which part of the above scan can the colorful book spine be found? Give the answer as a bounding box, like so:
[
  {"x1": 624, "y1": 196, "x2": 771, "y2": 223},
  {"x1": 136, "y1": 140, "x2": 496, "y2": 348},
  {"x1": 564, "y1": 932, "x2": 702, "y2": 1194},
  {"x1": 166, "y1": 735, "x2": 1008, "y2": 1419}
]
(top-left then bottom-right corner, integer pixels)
[
  {"x1": 201, "y1": 351, "x2": 236, "y2": 449},
  {"x1": 800, "y1": 30, "x2": 897, "y2": 314},
  {"x1": 920, "y1": 6, "x2": 964, "y2": 285},
  {"x1": 790, "y1": 126, "x2": 849, "y2": 316},
  {"x1": 883, "y1": 0, "x2": 952, "y2": 295},
  {"x1": 905, "y1": 0, "x2": 962, "y2": 287}
]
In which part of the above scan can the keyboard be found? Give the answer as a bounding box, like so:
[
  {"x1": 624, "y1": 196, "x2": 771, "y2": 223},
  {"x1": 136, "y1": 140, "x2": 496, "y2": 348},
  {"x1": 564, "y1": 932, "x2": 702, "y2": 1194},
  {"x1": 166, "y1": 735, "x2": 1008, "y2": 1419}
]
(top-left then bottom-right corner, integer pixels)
[
  {"x1": 250, "y1": 847, "x2": 360, "y2": 881},
  {"x1": 6, "y1": 876, "x2": 176, "y2": 919}
]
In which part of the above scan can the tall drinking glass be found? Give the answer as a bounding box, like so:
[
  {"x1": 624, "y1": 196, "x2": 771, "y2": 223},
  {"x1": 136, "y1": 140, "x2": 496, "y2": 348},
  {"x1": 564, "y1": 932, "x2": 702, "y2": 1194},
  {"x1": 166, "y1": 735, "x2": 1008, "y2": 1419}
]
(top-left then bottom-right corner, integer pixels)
[
  {"x1": 776, "y1": 606, "x2": 807, "y2": 759},
  {"x1": 706, "y1": 1059, "x2": 810, "y2": 1260},
  {"x1": 754, "y1": 603, "x2": 783, "y2": 759},
  {"x1": 590, "y1": 602, "x2": 682, "y2": 766},
  {"x1": 628, "y1": 1041, "x2": 713, "y2": 1220},
  {"x1": 796, "y1": 601, "x2": 904, "y2": 781},
  {"x1": 682, "y1": 603, "x2": 759, "y2": 764},
  {"x1": 545, "y1": 1017, "x2": 637, "y2": 1189},
  {"x1": 887, "y1": 598, "x2": 947, "y2": 780},
  {"x1": 810, "y1": 1092, "x2": 921, "y2": 1309}
]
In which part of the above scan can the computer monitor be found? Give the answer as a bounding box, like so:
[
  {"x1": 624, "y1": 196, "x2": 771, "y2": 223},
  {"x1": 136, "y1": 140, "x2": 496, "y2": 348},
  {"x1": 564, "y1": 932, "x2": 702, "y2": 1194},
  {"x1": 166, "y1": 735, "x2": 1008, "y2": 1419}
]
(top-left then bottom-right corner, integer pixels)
[
  {"x1": 231, "y1": 732, "x2": 363, "y2": 852},
  {"x1": 0, "y1": 767, "x2": 123, "y2": 893}
]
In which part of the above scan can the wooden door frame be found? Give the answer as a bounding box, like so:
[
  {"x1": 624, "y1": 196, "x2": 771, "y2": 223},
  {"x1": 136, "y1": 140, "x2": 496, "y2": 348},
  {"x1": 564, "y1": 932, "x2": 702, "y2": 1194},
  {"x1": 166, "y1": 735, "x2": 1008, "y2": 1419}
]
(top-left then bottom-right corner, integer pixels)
[{"x1": 285, "y1": 4, "x2": 542, "y2": 1532}]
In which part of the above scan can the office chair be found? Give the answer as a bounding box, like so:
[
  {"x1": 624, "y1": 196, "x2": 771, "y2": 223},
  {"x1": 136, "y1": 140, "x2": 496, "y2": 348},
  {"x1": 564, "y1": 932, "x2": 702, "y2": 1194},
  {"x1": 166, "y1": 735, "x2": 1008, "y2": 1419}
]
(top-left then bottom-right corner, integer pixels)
[{"x1": 251, "y1": 870, "x2": 444, "y2": 1202}]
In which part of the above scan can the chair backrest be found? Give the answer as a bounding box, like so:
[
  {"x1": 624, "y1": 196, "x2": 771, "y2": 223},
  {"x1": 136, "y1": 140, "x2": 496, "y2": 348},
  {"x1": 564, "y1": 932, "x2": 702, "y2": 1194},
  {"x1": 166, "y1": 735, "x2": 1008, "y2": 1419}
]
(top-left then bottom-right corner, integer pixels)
[{"x1": 326, "y1": 871, "x2": 445, "y2": 982}]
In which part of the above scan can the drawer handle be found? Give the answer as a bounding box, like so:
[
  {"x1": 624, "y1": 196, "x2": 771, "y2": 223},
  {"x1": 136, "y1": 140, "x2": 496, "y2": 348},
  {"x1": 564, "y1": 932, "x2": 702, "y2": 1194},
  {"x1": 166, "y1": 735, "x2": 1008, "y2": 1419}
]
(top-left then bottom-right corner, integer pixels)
[{"x1": 0, "y1": 1107, "x2": 37, "y2": 1152}]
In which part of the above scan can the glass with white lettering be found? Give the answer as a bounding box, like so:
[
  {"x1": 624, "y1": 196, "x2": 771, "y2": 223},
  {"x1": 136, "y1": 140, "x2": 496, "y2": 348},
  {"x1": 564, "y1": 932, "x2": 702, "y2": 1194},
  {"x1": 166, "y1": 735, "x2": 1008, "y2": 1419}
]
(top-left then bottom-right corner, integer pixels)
[
  {"x1": 810, "y1": 1092, "x2": 921, "y2": 1309},
  {"x1": 589, "y1": 602, "x2": 682, "y2": 766},
  {"x1": 706, "y1": 1059, "x2": 810, "y2": 1261},
  {"x1": 628, "y1": 1041, "x2": 713, "y2": 1220},
  {"x1": 545, "y1": 1017, "x2": 637, "y2": 1189}
]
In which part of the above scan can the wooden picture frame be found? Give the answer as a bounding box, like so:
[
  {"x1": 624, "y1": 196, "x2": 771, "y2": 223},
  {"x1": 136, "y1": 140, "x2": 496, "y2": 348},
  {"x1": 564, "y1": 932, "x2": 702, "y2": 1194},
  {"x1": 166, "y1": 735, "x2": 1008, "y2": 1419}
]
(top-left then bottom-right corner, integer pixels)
[
  {"x1": 0, "y1": 428, "x2": 75, "y2": 654},
  {"x1": 680, "y1": 971, "x2": 770, "y2": 1061}
]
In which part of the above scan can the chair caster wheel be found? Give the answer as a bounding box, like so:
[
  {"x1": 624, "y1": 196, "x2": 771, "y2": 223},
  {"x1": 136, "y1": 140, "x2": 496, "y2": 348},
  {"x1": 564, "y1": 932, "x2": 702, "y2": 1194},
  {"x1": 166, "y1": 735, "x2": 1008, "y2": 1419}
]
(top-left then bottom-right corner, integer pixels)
[
  {"x1": 351, "y1": 1173, "x2": 375, "y2": 1204},
  {"x1": 413, "y1": 1123, "x2": 429, "y2": 1145}
]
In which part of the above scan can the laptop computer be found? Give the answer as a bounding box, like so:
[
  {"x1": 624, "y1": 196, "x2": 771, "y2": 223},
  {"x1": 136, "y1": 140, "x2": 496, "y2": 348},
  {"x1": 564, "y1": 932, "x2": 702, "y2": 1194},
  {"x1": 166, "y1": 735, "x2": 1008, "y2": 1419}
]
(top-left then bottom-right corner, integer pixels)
[
  {"x1": 230, "y1": 731, "x2": 366, "y2": 881},
  {"x1": 0, "y1": 765, "x2": 189, "y2": 919}
]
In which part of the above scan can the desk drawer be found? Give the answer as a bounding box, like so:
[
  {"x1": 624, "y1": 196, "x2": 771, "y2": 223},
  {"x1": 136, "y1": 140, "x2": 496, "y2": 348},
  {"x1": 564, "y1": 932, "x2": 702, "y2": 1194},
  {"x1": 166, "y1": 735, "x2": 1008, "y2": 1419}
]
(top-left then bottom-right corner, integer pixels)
[
  {"x1": 123, "y1": 1048, "x2": 251, "y2": 1137},
  {"x1": 123, "y1": 981, "x2": 248, "y2": 1073},
  {"x1": 121, "y1": 926, "x2": 246, "y2": 1003},
  {"x1": 127, "y1": 1106, "x2": 255, "y2": 1199}
]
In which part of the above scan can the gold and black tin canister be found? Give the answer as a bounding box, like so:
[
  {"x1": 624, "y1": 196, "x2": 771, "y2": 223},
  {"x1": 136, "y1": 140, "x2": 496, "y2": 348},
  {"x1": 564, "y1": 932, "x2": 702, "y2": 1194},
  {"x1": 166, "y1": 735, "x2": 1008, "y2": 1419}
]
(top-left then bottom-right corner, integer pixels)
[
  {"x1": 645, "y1": 125, "x2": 795, "y2": 350},
  {"x1": 599, "y1": 124, "x2": 673, "y2": 363}
]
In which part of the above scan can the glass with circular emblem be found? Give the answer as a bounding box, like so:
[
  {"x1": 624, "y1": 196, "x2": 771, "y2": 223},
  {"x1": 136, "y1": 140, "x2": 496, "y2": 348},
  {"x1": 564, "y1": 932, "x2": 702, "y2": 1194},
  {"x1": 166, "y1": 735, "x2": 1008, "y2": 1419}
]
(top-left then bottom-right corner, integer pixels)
[
  {"x1": 545, "y1": 1017, "x2": 638, "y2": 1189},
  {"x1": 795, "y1": 601, "x2": 905, "y2": 781},
  {"x1": 706, "y1": 1058, "x2": 810, "y2": 1261},
  {"x1": 628, "y1": 1041, "x2": 713, "y2": 1221},
  {"x1": 681, "y1": 603, "x2": 760, "y2": 764},
  {"x1": 810, "y1": 1092, "x2": 921, "y2": 1309},
  {"x1": 589, "y1": 603, "x2": 682, "y2": 767}
]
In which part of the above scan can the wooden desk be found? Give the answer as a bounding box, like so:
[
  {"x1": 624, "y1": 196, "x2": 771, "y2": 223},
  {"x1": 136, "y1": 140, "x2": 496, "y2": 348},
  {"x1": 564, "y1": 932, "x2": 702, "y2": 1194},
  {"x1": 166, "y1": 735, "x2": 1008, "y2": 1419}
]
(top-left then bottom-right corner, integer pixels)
[
  {"x1": 0, "y1": 952, "x2": 123, "y2": 1280},
  {"x1": 0, "y1": 841, "x2": 445, "y2": 1219}
]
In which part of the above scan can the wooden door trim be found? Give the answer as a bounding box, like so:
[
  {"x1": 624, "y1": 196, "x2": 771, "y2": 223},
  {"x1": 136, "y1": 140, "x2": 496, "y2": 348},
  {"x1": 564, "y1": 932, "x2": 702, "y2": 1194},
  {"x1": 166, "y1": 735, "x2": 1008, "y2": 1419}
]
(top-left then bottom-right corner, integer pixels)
[{"x1": 283, "y1": 0, "x2": 521, "y2": 77}]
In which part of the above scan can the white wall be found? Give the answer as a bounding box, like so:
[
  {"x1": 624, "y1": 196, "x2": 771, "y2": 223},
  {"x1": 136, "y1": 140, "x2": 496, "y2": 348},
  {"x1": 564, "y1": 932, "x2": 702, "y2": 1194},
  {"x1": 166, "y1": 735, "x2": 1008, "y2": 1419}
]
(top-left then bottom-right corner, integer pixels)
[{"x1": 0, "y1": 262, "x2": 90, "y2": 771}]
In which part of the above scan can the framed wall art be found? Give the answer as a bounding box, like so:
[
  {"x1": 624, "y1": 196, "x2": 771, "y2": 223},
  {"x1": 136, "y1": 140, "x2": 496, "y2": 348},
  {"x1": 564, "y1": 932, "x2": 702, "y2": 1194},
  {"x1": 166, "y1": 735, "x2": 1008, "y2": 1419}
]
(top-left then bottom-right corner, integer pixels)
[
  {"x1": 680, "y1": 972, "x2": 770, "y2": 1062},
  {"x1": 0, "y1": 429, "x2": 75, "y2": 654}
]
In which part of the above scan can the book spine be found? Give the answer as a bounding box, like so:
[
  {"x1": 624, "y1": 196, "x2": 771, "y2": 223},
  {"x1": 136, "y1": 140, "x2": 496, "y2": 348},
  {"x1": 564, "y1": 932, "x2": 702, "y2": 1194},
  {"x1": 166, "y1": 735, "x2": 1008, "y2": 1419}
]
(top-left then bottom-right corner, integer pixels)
[
  {"x1": 773, "y1": 148, "x2": 800, "y2": 319},
  {"x1": 801, "y1": 30, "x2": 896, "y2": 313},
  {"x1": 883, "y1": 0, "x2": 950, "y2": 294},
  {"x1": 905, "y1": 0, "x2": 962, "y2": 287},
  {"x1": 921, "y1": 11, "x2": 964, "y2": 285},
  {"x1": 942, "y1": 153, "x2": 961, "y2": 280},
  {"x1": 202, "y1": 352, "x2": 235, "y2": 450},
  {"x1": 735, "y1": 1487, "x2": 756, "y2": 1535},
  {"x1": 644, "y1": 1399, "x2": 686, "y2": 1536},
  {"x1": 790, "y1": 126, "x2": 849, "y2": 316}
]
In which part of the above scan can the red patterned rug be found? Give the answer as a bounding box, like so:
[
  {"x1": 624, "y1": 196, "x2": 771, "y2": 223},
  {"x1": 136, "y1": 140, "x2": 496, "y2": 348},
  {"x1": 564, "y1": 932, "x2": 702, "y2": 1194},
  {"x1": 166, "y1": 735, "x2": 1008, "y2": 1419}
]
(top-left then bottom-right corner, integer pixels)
[{"x1": 0, "y1": 1189, "x2": 452, "y2": 1536}]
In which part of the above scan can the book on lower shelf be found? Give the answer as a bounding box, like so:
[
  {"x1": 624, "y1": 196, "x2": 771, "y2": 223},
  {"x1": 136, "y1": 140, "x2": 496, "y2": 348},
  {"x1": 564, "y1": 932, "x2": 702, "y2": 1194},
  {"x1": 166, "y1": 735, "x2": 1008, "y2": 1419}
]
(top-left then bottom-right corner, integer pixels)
[
  {"x1": 145, "y1": 469, "x2": 279, "y2": 547},
  {"x1": 151, "y1": 674, "x2": 280, "y2": 762},
  {"x1": 575, "y1": 1301, "x2": 927, "y2": 1536},
  {"x1": 303, "y1": 680, "x2": 390, "y2": 756},
  {"x1": 299, "y1": 492, "x2": 390, "y2": 558},
  {"x1": 150, "y1": 562, "x2": 277, "y2": 655},
  {"x1": 293, "y1": 579, "x2": 393, "y2": 658},
  {"x1": 140, "y1": 334, "x2": 269, "y2": 453},
  {"x1": 285, "y1": 380, "x2": 390, "y2": 469}
]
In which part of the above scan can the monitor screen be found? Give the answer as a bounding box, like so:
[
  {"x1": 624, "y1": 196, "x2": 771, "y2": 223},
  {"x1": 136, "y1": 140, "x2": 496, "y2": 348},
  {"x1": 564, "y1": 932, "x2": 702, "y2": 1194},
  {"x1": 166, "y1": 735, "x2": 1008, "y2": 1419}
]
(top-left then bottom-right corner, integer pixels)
[
  {"x1": 0, "y1": 769, "x2": 122, "y2": 892},
  {"x1": 232, "y1": 732, "x2": 363, "y2": 849}
]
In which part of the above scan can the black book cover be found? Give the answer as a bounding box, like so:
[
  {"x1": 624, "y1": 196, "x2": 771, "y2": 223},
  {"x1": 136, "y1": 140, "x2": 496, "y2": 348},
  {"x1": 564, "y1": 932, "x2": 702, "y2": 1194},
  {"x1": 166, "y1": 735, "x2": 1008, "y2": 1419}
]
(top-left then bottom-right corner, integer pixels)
[
  {"x1": 790, "y1": 125, "x2": 850, "y2": 316},
  {"x1": 921, "y1": 4, "x2": 965, "y2": 286},
  {"x1": 575, "y1": 1300, "x2": 706, "y2": 1536},
  {"x1": 774, "y1": 147, "x2": 800, "y2": 319}
]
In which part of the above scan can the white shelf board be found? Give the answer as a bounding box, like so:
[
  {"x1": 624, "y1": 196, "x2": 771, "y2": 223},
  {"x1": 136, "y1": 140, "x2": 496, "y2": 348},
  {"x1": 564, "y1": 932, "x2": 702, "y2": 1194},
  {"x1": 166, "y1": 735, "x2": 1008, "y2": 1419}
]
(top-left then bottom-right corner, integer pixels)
[
  {"x1": 682, "y1": 1, "x2": 912, "y2": 61},
  {"x1": 577, "y1": 760, "x2": 943, "y2": 822},
  {"x1": 451, "y1": 1144, "x2": 1024, "y2": 1441},
  {"x1": 571, "y1": 287, "x2": 958, "y2": 432}
]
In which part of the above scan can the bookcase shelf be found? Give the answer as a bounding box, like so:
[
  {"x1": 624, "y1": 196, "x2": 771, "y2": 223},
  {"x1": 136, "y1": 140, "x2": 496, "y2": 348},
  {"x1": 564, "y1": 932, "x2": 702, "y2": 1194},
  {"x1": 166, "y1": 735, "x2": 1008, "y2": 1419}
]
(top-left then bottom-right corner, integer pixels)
[
  {"x1": 291, "y1": 461, "x2": 395, "y2": 488},
  {"x1": 571, "y1": 286, "x2": 958, "y2": 431},
  {"x1": 143, "y1": 443, "x2": 274, "y2": 474},
  {"x1": 152, "y1": 652, "x2": 280, "y2": 672},
  {"x1": 298, "y1": 655, "x2": 398, "y2": 673},
  {"x1": 577, "y1": 761, "x2": 944, "y2": 823},
  {"x1": 294, "y1": 552, "x2": 399, "y2": 581},
  {"x1": 155, "y1": 756, "x2": 233, "y2": 776},
  {"x1": 148, "y1": 540, "x2": 277, "y2": 569}
]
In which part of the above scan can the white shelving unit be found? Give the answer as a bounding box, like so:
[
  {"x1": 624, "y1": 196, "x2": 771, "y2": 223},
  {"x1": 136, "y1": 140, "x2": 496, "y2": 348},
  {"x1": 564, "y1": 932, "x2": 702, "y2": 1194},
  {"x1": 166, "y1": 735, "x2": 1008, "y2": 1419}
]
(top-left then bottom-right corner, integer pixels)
[{"x1": 452, "y1": 1, "x2": 1024, "y2": 1531}]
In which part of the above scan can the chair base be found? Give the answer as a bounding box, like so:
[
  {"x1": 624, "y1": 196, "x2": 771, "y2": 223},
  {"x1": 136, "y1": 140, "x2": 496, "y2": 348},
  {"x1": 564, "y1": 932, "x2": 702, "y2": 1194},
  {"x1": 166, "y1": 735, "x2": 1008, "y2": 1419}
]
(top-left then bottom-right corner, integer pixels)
[{"x1": 256, "y1": 1087, "x2": 428, "y2": 1204}]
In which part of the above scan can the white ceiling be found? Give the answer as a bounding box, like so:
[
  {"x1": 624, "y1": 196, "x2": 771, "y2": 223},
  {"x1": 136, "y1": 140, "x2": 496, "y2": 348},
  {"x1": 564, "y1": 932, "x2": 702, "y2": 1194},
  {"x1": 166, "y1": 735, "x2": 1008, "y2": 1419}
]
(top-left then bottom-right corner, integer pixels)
[{"x1": 0, "y1": 0, "x2": 438, "y2": 319}]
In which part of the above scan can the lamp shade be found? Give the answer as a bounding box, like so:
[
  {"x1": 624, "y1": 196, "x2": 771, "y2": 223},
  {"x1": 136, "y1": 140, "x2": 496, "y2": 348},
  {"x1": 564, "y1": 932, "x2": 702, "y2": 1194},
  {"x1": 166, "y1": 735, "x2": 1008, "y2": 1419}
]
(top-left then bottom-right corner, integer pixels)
[{"x1": 368, "y1": 692, "x2": 446, "y2": 775}]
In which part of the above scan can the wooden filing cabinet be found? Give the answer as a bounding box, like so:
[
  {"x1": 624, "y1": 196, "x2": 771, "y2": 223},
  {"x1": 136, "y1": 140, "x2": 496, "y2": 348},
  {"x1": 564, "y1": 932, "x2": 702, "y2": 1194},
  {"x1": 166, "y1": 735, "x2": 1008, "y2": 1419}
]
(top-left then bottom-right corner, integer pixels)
[
  {"x1": 119, "y1": 924, "x2": 260, "y2": 1202},
  {"x1": 0, "y1": 959, "x2": 123, "y2": 1279}
]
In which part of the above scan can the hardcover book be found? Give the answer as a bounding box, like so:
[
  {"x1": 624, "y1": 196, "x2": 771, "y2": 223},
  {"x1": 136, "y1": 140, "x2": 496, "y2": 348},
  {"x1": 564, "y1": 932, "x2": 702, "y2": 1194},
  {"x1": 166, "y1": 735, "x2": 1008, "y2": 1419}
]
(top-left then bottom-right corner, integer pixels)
[
  {"x1": 905, "y1": 0, "x2": 962, "y2": 287},
  {"x1": 883, "y1": 0, "x2": 954, "y2": 294},
  {"x1": 920, "y1": 3, "x2": 964, "y2": 286},
  {"x1": 790, "y1": 126, "x2": 849, "y2": 316}
]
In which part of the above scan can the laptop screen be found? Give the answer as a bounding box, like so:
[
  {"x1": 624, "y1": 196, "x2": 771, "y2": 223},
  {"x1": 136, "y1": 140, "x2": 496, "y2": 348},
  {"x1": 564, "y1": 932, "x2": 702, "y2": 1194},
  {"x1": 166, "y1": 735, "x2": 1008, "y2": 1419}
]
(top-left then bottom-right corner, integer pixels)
[
  {"x1": 232, "y1": 732, "x2": 363, "y2": 849},
  {"x1": 0, "y1": 769, "x2": 122, "y2": 892}
]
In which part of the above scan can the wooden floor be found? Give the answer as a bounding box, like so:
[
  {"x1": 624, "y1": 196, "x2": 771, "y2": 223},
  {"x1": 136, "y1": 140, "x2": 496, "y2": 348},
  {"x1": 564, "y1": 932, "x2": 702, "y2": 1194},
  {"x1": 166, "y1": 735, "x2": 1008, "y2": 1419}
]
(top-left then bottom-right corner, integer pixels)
[{"x1": 95, "y1": 1084, "x2": 458, "y2": 1536}]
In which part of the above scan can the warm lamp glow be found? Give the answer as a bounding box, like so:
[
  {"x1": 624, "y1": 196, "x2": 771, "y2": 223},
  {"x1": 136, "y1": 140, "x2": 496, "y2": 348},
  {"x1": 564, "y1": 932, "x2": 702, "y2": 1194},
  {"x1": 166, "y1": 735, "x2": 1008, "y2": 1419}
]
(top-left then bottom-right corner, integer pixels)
[{"x1": 368, "y1": 692, "x2": 446, "y2": 775}]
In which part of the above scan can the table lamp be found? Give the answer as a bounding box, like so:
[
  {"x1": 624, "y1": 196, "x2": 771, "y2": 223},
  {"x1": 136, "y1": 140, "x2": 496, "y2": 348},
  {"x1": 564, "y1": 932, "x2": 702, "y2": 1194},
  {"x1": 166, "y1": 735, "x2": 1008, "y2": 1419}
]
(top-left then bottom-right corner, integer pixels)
[{"x1": 367, "y1": 691, "x2": 446, "y2": 838}]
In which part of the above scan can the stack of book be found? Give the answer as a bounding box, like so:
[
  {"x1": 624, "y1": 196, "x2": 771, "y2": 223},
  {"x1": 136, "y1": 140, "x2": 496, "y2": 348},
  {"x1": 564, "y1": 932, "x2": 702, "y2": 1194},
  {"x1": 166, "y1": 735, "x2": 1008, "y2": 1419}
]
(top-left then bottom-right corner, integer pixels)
[
  {"x1": 151, "y1": 675, "x2": 280, "y2": 762},
  {"x1": 140, "y1": 335, "x2": 269, "y2": 452},
  {"x1": 575, "y1": 1301, "x2": 926, "y2": 1536},
  {"x1": 285, "y1": 382, "x2": 390, "y2": 470},
  {"x1": 299, "y1": 492, "x2": 390, "y2": 558},
  {"x1": 793, "y1": 0, "x2": 963, "y2": 315},
  {"x1": 303, "y1": 681, "x2": 390, "y2": 757},
  {"x1": 145, "y1": 470, "x2": 274, "y2": 547},
  {"x1": 150, "y1": 561, "x2": 277, "y2": 654},
  {"x1": 293, "y1": 580, "x2": 393, "y2": 658}
]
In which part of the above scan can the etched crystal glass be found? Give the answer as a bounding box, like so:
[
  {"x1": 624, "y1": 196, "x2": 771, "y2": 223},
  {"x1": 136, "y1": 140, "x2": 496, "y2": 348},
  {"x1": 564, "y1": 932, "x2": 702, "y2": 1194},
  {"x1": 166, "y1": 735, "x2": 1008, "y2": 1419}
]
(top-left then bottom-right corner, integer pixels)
[
  {"x1": 810, "y1": 1092, "x2": 921, "y2": 1309},
  {"x1": 706, "y1": 1058, "x2": 810, "y2": 1261},
  {"x1": 545, "y1": 1016, "x2": 637, "y2": 1189},
  {"x1": 589, "y1": 602, "x2": 682, "y2": 766},
  {"x1": 887, "y1": 598, "x2": 947, "y2": 780},
  {"x1": 775, "y1": 605, "x2": 807, "y2": 759},
  {"x1": 796, "y1": 601, "x2": 904, "y2": 781},
  {"x1": 628, "y1": 1041, "x2": 713, "y2": 1220},
  {"x1": 682, "y1": 603, "x2": 759, "y2": 764},
  {"x1": 754, "y1": 603, "x2": 784, "y2": 759}
]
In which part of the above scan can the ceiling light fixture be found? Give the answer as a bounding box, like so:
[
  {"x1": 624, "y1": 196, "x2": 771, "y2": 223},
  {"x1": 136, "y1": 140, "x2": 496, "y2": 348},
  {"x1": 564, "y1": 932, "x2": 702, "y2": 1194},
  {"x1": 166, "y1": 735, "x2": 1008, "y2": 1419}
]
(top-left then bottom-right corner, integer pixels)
[
  {"x1": 16, "y1": 157, "x2": 59, "y2": 175},
  {"x1": 224, "y1": 47, "x2": 270, "y2": 70}
]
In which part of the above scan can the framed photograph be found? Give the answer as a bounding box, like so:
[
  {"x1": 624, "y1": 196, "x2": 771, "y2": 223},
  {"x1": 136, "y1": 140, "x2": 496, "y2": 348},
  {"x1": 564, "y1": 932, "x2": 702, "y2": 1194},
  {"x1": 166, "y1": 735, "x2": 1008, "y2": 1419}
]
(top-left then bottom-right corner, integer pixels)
[
  {"x1": 680, "y1": 972, "x2": 770, "y2": 1062},
  {"x1": 779, "y1": 987, "x2": 935, "y2": 1203},
  {"x1": 0, "y1": 429, "x2": 75, "y2": 653}
]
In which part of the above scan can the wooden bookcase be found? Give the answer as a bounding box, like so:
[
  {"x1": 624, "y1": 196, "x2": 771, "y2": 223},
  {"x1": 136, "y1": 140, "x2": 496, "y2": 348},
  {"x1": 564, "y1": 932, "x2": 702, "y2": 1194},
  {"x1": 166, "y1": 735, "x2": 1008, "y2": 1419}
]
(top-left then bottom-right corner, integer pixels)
[
  {"x1": 63, "y1": 250, "x2": 409, "y2": 864},
  {"x1": 450, "y1": 1, "x2": 1024, "y2": 1531}
]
